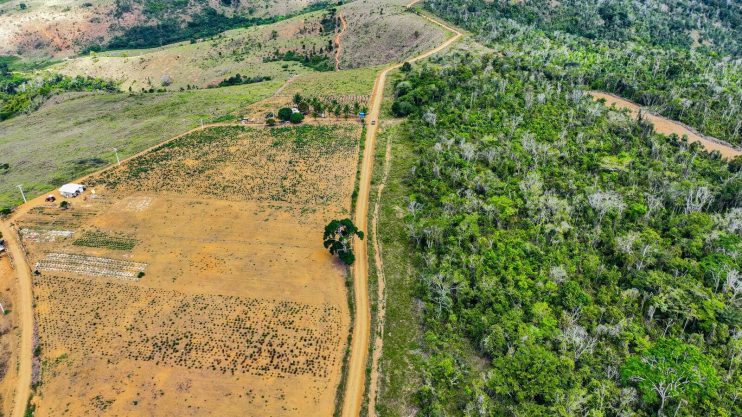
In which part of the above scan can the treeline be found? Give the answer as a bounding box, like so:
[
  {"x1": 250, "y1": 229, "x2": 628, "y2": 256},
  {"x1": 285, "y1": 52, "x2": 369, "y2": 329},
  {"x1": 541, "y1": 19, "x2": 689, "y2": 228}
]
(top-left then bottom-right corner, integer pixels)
[
  {"x1": 215, "y1": 74, "x2": 271, "y2": 88},
  {"x1": 91, "y1": 2, "x2": 331, "y2": 52},
  {"x1": 0, "y1": 65, "x2": 117, "y2": 121},
  {"x1": 425, "y1": 0, "x2": 742, "y2": 146},
  {"x1": 389, "y1": 54, "x2": 741, "y2": 416},
  {"x1": 265, "y1": 50, "x2": 334, "y2": 72}
]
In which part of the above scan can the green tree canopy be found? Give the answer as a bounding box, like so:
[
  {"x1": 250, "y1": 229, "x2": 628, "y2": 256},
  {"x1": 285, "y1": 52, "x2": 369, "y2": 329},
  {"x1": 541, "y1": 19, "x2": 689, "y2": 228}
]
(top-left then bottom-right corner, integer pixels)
[
  {"x1": 621, "y1": 338, "x2": 719, "y2": 415},
  {"x1": 323, "y1": 218, "x2": 364, "y2": 265}
]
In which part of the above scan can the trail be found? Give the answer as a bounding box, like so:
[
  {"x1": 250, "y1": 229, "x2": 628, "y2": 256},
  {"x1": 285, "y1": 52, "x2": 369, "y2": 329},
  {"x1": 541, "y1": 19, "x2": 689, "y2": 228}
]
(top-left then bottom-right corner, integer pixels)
[
  {"x1": 1, "y1": 222, "x2": 33, "y2": 417},
  {"x1": 335, "y1": 12, "x2": 348, "y2": 71},
  {"x1": 341, "y1": 1, "x2": 462, "y2": 416},
  {"x1": 367, "y1": 132, "x2": 393, "y2": 417},
  {"x1": 590, "y1": 91, "x2": 741, "y2": 159}
]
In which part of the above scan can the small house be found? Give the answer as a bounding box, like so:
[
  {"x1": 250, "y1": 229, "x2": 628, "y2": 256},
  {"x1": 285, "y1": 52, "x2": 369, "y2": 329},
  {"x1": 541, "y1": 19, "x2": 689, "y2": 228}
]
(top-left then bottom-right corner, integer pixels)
[{"x1": 59, "y1": 183, "x2": 85, "y2": 198}]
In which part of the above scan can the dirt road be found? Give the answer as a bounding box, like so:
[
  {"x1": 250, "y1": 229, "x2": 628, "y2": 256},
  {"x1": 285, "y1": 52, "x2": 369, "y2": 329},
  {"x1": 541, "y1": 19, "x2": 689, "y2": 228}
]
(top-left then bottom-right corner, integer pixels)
[
  {"x1": 335, "y1": 12, "x2": 348, "y2": 71},
  {"x1": 341, "y1": 2, "x2": 463, "y2": 416},
  {"x1": 590, "y1": 91, "x2": 741, "y2": 159},
  {"x1": 0, "y1": 222, "x2": 33, "y2": 417}
]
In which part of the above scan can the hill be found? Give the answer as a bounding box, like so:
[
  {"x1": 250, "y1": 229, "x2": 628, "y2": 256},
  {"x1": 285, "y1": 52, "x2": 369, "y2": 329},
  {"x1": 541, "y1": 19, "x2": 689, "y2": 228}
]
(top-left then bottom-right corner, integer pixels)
[{"x1": 0, "y1": 0, "x2": 328, "y2": 60}]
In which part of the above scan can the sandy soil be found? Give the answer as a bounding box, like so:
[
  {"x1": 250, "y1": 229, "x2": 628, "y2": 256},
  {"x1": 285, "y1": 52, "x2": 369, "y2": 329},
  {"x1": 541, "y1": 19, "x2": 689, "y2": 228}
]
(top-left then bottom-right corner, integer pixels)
[
  {"x1": 0, "y1": 254, "x2": 21, "y2": 417},
  {"x1": 8, "y1": 124, "x2": 360, "y2": 416},
  {"x1": 590, "y1": 91, "x2": 741, "y2": 159},
  {"x1": 0, "y1": 221, "x2": 33, "y2": 417},
  {"x1": 340, "y1": 1, "x2": 463, "y2": 416}
]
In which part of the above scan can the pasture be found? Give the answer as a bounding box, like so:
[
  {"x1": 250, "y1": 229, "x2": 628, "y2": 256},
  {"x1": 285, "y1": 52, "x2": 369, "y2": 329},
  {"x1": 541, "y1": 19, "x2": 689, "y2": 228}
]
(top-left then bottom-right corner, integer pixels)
[
  {"x1": 0, "y1": 82, "x2": 281, "y2": 211},
  {"x1": 16, "y1": 124, "x2": 361, "y2": 416}
]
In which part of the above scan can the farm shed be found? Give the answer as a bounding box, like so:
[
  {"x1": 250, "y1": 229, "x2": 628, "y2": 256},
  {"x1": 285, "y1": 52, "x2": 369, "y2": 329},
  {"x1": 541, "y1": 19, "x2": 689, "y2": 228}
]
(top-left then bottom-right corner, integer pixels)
[{"x1": 59, "y1": 183, "x2": 85, "y2": 198}]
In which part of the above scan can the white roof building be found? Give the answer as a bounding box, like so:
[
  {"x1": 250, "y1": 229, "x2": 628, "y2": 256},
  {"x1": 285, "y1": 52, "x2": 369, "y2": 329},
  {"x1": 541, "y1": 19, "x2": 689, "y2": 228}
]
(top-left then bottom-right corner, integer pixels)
[{"x1": 59, "y1": 183, "x2": 85, "y2": 198}]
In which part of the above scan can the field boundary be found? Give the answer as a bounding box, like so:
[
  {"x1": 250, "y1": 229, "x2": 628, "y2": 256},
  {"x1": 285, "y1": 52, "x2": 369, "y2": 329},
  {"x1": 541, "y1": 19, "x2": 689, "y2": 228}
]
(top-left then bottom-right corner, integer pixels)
[{"x1": 340, "y1": 0, "x2": 464, "y2": 415}]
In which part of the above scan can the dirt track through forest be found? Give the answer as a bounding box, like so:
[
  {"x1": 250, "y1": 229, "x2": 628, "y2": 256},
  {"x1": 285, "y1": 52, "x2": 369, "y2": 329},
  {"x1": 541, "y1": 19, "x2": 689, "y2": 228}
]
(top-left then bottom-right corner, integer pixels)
[
  {"x1": 590, "y1": 91, "x2": 741, "y2": 159},
  {"x1": 335, "y1": 12, "x2": 348, "y2": 71},
  {"x1": 341, "y1": 1, "x2": 463, "y2": 416}
]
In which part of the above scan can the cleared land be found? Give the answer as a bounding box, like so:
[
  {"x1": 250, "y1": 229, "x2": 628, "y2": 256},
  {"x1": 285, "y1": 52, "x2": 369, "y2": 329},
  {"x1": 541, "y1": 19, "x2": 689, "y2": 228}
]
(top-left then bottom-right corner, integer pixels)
[
  {"x1": 13, "y1": 124, "x2": 361, "y2": 416},
  {"x1": 339, "y1": 0, "x2": 449, "y2": 69},
  {"x1": 0, "y1": 81, "x2": 281, "y2": 210}
]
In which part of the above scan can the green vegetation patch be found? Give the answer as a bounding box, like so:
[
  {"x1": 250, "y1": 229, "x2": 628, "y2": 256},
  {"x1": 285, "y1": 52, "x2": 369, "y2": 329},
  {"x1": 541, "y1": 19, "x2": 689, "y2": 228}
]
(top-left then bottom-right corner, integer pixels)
[
  {"x1": 383, "y1": 52, "x2": 742, "y2": 416},
  {"x1": 73, "y1": 229, "x2": 138, "y2": 251}
]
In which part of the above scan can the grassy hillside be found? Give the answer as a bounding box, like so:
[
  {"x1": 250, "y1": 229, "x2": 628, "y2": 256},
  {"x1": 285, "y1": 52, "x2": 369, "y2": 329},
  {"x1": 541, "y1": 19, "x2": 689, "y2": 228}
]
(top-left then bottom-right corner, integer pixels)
[
  {"x1": 339, "y1": 0, "x2": 449, "y2": 69},
  {"x1": 0, "y1": 81, "x2": 281, "y2": 210},
  {"x1": 0, "y1": 0, "x2": 328, "y2": 59},
  {"x1": 51, "y1": 8, "x2": 341, "y2": 90}
]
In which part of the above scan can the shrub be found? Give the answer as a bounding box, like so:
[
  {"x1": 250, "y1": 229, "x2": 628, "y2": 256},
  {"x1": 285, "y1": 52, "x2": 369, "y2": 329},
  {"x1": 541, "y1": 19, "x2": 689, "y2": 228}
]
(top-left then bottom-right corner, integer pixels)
[
  {"x1": 290, "y1": 112, "x2": 304, "y2": 124},
  {"x1": 278, "y1": 107, "x2": 293, "y2": 121}
]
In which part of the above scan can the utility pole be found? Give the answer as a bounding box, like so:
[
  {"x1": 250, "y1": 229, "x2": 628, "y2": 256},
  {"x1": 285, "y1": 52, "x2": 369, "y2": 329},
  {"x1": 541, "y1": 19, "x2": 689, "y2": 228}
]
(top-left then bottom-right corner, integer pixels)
[
  {"x1": 113, "y1": 148, "x2": 121, "y2": 166},
  {"x1": 17, "y1": 184, "x2": 26, "y2": 203}
]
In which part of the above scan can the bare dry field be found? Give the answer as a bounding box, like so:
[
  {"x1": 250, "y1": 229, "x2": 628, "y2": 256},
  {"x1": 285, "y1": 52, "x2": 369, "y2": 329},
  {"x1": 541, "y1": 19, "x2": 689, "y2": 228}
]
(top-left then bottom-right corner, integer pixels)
[
  {"x1": 0, "y1": 255, "x2": 20, "y2": 417},
  {"x1": 13, "y1": 124, "x2": 361, "y2": 416},
  {"x1": 339, "y1": 0, "x2": 448, "y2": 69}
]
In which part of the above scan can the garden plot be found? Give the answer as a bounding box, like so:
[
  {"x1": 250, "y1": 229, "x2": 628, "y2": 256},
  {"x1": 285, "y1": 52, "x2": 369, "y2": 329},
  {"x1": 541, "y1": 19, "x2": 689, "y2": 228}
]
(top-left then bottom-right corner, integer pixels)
[
  {"x1": 90, "y1": 125, "x2": 360, "y2": 209},
  {"x1": 35, "y1": 253, "x2": 146, "y2": 280},
  {"x1": 20, "y1": 123, "x2": 360, "y2": 417}
]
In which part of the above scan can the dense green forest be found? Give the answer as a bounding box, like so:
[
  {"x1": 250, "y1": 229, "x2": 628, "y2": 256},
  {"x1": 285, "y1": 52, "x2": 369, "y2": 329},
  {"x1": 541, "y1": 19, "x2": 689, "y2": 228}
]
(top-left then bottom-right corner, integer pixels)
[
  {"x1": 389, "y1": 50, "x2": 741, "y2": 416},
  {"x1": 0, "y1": 62, "x2": 117, "y2": 121},
  {"x1": 424, "y1": 0, "x2": 742, "y2": 146}
]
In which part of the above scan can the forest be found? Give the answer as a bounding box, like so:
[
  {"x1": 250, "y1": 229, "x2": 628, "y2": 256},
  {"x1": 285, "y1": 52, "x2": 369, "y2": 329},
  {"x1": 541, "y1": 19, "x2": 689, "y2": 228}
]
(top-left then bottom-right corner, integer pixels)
[
  {"x1": 390, "y1": 48, "x2": 741, "y2": 416},
  {"x1": 424, "y1": 0, "x2": 742, "y2": 146},
  {"x1": 0, "y1": 63, "x2": 117, "y2": 121}
]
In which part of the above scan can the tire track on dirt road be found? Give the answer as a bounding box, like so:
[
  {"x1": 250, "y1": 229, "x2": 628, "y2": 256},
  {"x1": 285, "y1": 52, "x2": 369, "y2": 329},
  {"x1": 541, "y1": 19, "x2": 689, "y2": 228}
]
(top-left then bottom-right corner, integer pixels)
[
  {"x1": 341, "y1": 1, "x2": 463, "y2": 416},
  {"x1": 335, "y1": 12, "x2": 348, "y2": 71}
]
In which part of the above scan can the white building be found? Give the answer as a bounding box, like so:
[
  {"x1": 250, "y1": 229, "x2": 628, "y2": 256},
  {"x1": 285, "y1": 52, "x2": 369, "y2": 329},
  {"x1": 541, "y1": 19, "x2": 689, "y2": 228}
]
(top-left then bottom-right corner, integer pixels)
[{"x1": 59, "y1": 183, "x2": 85, "y2": 198}]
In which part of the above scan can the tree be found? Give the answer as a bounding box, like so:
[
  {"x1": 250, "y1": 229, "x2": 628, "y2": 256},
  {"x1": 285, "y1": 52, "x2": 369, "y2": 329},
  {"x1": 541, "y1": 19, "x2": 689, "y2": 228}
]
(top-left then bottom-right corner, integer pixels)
[
  {"x1": 401, "y1": 62, "x2": 412, "y2": 72},
  {"x1": 621, "y1": 338, "x2": 719, "y2": 416},
  {"x1": 290, "y1": 112, "x2": 304, "y2": 124},
  {"x1": 278, "y1": 107, "x2": 293, "y2": 121},
  {"x1": 323, "y1": 219, "x2": 364, "y2": 265}
]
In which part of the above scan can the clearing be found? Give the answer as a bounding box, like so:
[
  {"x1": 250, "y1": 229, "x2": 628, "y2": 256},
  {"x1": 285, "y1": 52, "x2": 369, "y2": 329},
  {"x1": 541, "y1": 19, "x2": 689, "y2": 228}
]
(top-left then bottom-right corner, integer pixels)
[{"x1": 12, "y1": 124, "x2": 361, "y2": 416}]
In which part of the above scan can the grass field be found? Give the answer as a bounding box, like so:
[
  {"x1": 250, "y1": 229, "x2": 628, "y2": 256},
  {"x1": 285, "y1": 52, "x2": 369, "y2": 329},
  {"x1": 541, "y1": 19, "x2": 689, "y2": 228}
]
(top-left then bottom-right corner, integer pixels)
[
  {"x1": 17, "y1": 124, "x2": 361, "y2": 416},
  {"x1": 0, "y1": 81, "x2": 282, "y2": 211},
  {"x1": 50, "y1": 9, "x2": 336, "y2": 91}
]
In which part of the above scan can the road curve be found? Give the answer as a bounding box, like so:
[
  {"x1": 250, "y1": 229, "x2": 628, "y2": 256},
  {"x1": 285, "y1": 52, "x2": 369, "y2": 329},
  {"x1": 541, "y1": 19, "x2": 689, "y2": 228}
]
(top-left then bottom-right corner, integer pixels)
[
  {"x1": 1, "y1": 221, "x2": 33, "y2": 417},
  {"x1": 341, "y1": 2, "x2": 463, "y2": 416}
]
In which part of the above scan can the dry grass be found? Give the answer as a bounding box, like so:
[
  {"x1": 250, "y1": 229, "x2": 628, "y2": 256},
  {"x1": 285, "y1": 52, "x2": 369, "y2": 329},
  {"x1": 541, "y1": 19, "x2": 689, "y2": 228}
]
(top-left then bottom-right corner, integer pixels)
[
  {"x1": 51, "y1": 9, "x2": 334, "y2": 90},
  {"x1": 0, "y1": 0, "x2": 323, "y2": 59}
]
